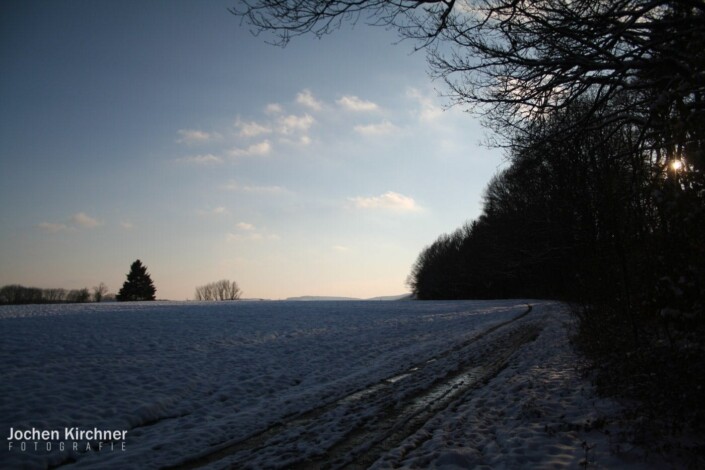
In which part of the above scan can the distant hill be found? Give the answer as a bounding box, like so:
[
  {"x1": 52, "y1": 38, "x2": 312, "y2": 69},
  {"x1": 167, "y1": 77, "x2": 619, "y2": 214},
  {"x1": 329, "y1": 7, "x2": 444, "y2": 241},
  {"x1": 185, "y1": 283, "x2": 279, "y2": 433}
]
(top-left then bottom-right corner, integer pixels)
[
  {"x1": 285, "y1": 296, "x2": 360, "y2": 301},
  {"x1": 365, "y1": 294, "x2": 413, "y2": 301},
  {"x1": 285, "y1": 294, "x2": 412, "y2": 301}
]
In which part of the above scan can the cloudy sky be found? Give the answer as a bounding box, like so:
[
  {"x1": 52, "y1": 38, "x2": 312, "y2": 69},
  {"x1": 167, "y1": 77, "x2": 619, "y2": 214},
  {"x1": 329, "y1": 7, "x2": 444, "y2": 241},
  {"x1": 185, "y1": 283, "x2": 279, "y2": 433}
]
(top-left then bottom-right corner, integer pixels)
[{"x1": 0, "y1": 1, "x2": 503, "y2": 300}]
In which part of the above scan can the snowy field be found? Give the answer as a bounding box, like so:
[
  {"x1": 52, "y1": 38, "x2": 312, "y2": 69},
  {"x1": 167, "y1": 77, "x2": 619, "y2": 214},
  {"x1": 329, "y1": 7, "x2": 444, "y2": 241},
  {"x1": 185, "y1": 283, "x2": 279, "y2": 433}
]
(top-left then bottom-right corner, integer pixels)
[{"x1": 1, "y1": 300, "x2": 648, "y2": 469}]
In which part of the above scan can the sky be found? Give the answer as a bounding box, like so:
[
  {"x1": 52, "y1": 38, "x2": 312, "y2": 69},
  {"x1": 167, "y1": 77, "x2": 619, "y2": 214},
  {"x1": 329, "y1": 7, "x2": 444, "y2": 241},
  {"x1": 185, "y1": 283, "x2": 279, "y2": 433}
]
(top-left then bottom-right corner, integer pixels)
[{"x1": 0, "y1": 0, "x2": 504, "y2": 300}]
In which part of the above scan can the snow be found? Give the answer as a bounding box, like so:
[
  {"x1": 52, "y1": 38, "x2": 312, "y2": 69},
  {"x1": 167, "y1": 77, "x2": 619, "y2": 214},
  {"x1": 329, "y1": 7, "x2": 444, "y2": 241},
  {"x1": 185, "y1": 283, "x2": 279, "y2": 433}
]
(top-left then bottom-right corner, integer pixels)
[
  {"x1": 0, "y1": 300, "x2": 644, "y2": 469},
  {"x1": 371, "y1": 305, "x2": 643, "y2": 469}
]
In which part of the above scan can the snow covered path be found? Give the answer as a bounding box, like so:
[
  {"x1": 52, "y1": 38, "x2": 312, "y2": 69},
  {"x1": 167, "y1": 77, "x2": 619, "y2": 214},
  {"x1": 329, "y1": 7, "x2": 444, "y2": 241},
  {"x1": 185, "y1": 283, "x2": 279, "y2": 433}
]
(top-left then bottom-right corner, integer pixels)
[
  {"x1": 1, "y1": 300, "x2": 641, "y2": 469},
  {"x1": 176, "y1": 306, "x2": 540, "y2": 469}
]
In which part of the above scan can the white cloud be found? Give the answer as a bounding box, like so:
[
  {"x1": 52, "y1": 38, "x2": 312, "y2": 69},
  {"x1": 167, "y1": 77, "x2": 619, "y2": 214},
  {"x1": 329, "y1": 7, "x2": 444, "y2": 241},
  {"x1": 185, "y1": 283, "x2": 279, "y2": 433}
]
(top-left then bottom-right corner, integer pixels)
[
  {"x1": 353, "y1": 120, "x2": 399, "y2": 136},
  {"x1": 72, "y1": 212, "x2": 101, "y2": 228},
  {"x1": 226, "y1": 222, "x2": 279, "y2": 242},
  {"x1": 265, "y1": 103, "x2": 283, "y2": 114},
  {"x1": 279, "y1": 134, "x2": 313, "y2": 147},
  {"x1": 226, "y1": 232, "x2": 279, "y2": 242},
  {"x1": 38, "y1": 212, "x2": 102, "y2": 232},
  {"x1": 332, "y1": 245, "x2": 350, "y2": 252},
  {"x1": 226, "y1": 233, "x2": 261, "y2": 242},
  {"x1": 176, "y1": 129, "x2": 221, "y2": 145},
  {"x1": 222, "y1": 181, "x2": 288, "y2": 194},
  {"x1": 296, "y1": 89, "x2": 323, "y2": 111},
  {"x1": 176, "y1": 154, "x2": 223, "y2": 165},
  {"x1": 236, "y1": 118, "x2": 272, "y2": 138},
  {"x1": 349, "y1": 191, "x2": 420, "y2": 212},
  {"x1": 120, "y1": 221, "x2": 134, "y2": 230},
  {"x1": 454, "y1": 0, "x2": 485, "y2": 19},
  {"x1": 278, "y1": 114, "x2": 315, "y2": 135},
  {"x1": 228, "y1": 140, "x2": 272, "y2": 158},
  {"x1": 337, "y1": 95, "x2": 379, "y2": 112},
  {"x1": 38, "y1": 222, "x2": 69, "y2": 233},
  {"x1": 407, "y1": 88, "x2": 443, "y2": 122},
  {"x1": 236, "y1": 222, "x2": 255, "y2": 231}
]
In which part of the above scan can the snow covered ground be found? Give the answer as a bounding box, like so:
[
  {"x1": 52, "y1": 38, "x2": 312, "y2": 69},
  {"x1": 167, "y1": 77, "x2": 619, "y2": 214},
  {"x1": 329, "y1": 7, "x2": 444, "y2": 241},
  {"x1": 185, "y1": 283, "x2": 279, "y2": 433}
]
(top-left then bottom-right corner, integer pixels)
[{"x1": 0, "y1": 300, "x2": 649, "y2": 469}]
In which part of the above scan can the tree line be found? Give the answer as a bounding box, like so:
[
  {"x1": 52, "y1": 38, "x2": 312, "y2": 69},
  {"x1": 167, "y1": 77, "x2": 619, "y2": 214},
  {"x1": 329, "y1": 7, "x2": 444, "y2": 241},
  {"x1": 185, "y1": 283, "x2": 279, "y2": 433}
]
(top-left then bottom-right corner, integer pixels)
[
  {"x1": 1, "y1": 261, "x2": 245, "y2": 305},
  {"x1": 235, "y1": 0, "x2": 705, "y2": 440},
  {"x1": 406, "y1": 94, "x2": 704, "y2": 441},
  {"x1": 408, "y1": 97, "x2": 666, "y2": 302},
  {"x1": 0, "y1": 259, "x2": 158, "y2": 305},
  {"x1": 0, "y1": 283, "x2": 108, "y2": 305}
]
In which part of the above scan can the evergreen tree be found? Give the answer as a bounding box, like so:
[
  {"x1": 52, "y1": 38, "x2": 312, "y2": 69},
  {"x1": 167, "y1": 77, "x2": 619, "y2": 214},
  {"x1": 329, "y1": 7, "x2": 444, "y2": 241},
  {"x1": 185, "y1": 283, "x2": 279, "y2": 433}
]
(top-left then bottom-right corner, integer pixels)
[{"x1": 116, "y1": 260, "x2": 156, "y2": 301}]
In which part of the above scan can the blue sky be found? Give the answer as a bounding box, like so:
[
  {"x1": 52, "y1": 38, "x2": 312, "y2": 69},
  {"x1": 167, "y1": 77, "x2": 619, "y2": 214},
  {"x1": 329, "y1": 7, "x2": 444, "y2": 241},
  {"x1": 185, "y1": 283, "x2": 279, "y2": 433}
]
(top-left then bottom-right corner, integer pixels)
[{"x1": 0, "y1": 0, "x2": 503, "y2": 300}]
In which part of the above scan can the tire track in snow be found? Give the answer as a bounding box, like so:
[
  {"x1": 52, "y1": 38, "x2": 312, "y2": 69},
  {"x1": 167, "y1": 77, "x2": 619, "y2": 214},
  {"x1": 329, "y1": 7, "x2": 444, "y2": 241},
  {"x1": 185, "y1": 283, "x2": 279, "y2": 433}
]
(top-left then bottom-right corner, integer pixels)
[
  {"x1": 168, "y1": 305, "x2": 540, "y2": 470},
  {"x1": 295, "y1": 320, "x2": 542, "y2": 470}
]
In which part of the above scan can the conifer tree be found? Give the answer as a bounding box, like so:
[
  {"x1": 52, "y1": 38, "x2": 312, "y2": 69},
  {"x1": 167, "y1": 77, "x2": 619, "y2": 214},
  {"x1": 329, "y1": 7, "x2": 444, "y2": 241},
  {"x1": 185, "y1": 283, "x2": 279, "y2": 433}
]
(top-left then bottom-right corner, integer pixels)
[{"x1": 116, "y1": 259, "x2": 156, "y2": 301}]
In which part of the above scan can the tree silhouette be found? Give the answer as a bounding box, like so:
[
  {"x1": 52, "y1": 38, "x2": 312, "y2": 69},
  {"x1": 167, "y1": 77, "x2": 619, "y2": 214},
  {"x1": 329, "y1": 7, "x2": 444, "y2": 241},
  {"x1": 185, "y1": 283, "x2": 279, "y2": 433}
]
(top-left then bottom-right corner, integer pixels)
[
  {"x1": 92, "y1": 282, "x2": 108, "y2": 303},
  {"x1": 116, "y1": 260, "x2": 156, "y2": 301},
  {"x1": 194, "y1": 280, "x2": 242, "y2": 301},
  {"x1": 235, "y1": 1, "x2": 705, "y2": 165}
]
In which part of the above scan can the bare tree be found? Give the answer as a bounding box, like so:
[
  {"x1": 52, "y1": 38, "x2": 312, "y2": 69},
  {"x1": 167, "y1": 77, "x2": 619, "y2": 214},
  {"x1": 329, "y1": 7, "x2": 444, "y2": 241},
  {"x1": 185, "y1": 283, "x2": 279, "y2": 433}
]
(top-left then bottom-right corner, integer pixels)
[
  {"x1": 233, "y1": 0, "x2": 459, "y2": 46},
  {"x1": 194, "y1": 283, "x2": 213, "y2": 301},
  {"x1": 194, "y1": 280, "x2": 242, "y2": 301},
  {"x1": 93, "y1": 282, "x2": 108, "y2": 303},
  {"x1": 235, "y1": 1, "x2": 705, "y2": 164},
  {"x1": 66, "y1": 288, "x2": 90, "y2": 303},
  {"x1": 0, "y1": 285, "x2": 36, "y2": 304},
  {"x1": 194, "y1": 285, "x2": 205, "y2": 301},
  {"x1": 225, "y1": 280, "x2": 242, "y2": 300},
  {"x1": 43, "y1": 288, "x2": 67, "y2": 303}
]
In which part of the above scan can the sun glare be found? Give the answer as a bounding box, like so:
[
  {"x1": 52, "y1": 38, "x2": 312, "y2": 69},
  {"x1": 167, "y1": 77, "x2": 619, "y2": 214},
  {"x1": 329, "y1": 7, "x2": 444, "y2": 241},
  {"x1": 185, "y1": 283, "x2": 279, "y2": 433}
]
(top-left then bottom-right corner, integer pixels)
[{"x1": 671, "y1": 160, "x2": 683, "y2": 171}]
